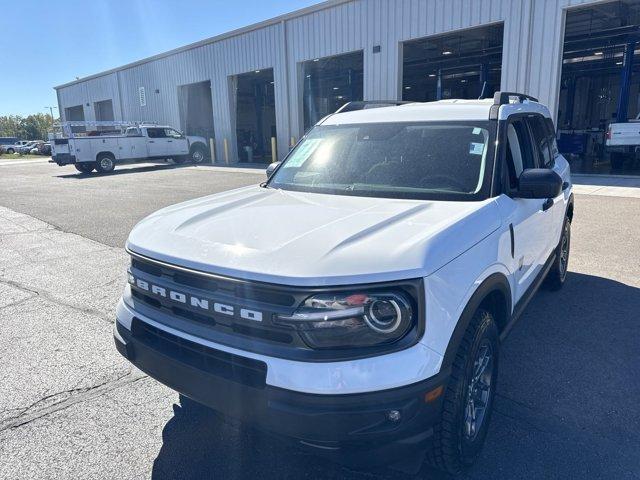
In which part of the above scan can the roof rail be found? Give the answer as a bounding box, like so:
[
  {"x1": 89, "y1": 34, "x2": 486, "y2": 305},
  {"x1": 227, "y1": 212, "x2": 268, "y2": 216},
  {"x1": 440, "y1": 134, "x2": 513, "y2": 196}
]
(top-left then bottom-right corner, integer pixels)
[
  {"x1": 493, "y1": 91, "x2": 539, "y2": 105},
  {"x1": 489, "y1": 91, "x2": 539, "y2": 120},
  {"x1": 335, "y1": 100, "x2": 413, "y2": 114}
]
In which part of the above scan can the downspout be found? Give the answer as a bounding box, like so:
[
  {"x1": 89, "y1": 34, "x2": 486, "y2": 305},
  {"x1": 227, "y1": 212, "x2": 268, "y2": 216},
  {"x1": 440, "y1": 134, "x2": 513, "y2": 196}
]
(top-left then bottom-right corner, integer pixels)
[{"x1": 281, "y1": 19, "x2": 291, "y2": 159}]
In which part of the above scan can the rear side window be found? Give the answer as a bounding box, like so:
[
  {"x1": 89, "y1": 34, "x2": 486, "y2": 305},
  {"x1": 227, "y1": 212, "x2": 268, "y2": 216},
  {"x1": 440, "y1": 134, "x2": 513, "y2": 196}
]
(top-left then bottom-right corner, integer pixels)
[
  {"x1": 527, "y1": 115, "x2": 553, "y2": 167},
  {"x1": 146, "y1": 128, "x2": 166, "y2": 138}
]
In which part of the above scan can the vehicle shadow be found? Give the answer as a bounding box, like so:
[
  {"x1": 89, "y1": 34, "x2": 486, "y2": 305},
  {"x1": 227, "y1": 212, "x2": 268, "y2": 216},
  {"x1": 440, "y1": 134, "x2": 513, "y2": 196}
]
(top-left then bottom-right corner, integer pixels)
[
  {"x1": 56, "y1": 162, "x2": 203, "y2": 179},
  {"x1": 150, "y1": 272, "x2": 640, "y2": 480}
]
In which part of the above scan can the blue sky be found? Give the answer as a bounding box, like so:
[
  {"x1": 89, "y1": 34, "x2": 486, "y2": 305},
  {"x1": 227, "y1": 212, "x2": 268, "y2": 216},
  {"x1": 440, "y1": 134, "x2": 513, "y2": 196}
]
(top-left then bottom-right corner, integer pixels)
[{"x1": 0, "y1": 0, "x2": 317, "y2": 117}]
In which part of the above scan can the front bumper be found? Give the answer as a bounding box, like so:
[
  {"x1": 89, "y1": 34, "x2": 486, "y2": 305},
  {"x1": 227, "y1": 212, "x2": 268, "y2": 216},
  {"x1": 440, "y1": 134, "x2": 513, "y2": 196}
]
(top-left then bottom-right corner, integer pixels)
[{"x1": 114, "y1": 317, "x2": 448, "y2": 464}]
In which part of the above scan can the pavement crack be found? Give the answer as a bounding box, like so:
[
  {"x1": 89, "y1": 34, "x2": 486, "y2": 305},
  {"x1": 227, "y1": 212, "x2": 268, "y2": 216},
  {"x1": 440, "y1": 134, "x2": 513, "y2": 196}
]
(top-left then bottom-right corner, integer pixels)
[
  {"x1": 0, "y1": 371, "x2": 149, "y2": 432},
  {"x1": 0, "y1": 277, "x2": 114, "y2": 324}
]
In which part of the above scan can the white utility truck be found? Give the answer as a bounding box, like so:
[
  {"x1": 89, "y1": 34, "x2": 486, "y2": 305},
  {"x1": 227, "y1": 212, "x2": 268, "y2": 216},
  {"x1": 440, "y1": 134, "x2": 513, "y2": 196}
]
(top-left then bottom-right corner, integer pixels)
[
  {"x1": 51, "y1": 122, "x2": 209, "y2": 173},
  {"x1": 605, "y1": 113, "x2": 640, "y2": 170}
]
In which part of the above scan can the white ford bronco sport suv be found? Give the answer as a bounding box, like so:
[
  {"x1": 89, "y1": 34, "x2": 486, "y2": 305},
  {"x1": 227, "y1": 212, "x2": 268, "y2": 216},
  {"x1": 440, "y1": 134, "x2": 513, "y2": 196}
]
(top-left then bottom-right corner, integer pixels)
[{"x1": 115, "y1": 92, "x2": 573, "y2": 475}]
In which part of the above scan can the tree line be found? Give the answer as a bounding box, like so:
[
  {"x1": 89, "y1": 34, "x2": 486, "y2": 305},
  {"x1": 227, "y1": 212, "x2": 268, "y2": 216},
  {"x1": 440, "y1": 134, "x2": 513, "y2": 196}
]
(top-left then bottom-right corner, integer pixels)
[{"x1": 0, "y1": 114, "x2": 56, "y2": 141}]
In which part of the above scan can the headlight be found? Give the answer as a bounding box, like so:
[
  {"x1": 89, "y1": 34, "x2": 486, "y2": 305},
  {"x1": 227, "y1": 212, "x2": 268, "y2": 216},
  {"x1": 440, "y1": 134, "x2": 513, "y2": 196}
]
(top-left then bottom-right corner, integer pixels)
[{"x1": 275, "y1": 291, "x2": 414, "y2": 349}]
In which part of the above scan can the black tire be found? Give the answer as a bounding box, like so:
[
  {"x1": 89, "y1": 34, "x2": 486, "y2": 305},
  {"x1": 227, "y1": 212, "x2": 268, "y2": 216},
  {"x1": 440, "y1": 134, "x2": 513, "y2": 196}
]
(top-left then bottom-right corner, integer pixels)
[
  {"x1": 544, "y1": 216, "x2": 571, "y2": 291},
  {"x1": 5, "y1": 148, "x2": 14, "y2": 154},
  {"x1": 426, "y1": 309, "x2": 499, "y2": 475},
  {"x1": 95, "y1": 154, "x2": 116, "y2": 173},
  {"x1": 74, "y1": 163, "x2": 95, "y2": 174},
  {"x1": 189, "y1": 144, "x2": 207, "y2": 164}
]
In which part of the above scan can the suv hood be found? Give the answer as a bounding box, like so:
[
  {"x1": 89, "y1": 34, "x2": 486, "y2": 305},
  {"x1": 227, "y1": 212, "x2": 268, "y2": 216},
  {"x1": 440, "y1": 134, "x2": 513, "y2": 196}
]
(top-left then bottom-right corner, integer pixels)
[{"x1": 127, "y1": 186, "x2": 500, "y2": 286}]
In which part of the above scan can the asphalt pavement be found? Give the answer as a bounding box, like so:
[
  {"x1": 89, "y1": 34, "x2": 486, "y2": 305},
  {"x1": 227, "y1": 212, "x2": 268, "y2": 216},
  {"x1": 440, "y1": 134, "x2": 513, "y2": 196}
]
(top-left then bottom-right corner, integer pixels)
[{"x1": 0, "y1": 161, "x2": 639, "y2": 479}]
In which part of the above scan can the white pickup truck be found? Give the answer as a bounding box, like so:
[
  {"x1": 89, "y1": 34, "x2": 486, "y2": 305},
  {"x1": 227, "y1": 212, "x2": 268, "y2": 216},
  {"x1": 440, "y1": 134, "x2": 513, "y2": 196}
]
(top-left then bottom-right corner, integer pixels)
[
  {"x1": 605, "y1": 114, "x2": 640, "y2": 170},
  {"x1": 51, "y1": 124, "x2": 208, "y2": 173}
]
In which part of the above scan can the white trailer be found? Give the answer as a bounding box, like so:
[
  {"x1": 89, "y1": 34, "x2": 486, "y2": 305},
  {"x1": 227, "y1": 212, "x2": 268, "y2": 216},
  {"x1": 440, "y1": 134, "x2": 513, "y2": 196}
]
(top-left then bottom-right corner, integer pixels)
[{"x1": 51, "y1": 122, "x2": 209, "y2": 173}]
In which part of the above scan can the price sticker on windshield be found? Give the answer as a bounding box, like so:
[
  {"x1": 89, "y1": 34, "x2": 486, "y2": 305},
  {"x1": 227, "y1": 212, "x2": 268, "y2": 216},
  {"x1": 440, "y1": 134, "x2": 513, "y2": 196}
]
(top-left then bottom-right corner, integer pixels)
[
  {"x1": 469, "y1": 142, "x2": 485, "y2": 156},
  {"x1": 285, "y1": 139, "x2": 322, "y2": 167}
]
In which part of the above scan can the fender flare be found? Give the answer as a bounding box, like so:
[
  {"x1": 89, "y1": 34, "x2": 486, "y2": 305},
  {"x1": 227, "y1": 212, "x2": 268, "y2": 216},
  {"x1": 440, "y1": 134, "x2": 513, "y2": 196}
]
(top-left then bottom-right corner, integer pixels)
[
  {"x1": 566, "y1": 193, "x2": 574, "y2": 221},
  {"x1": 189, "y1": 141, "x2": 207, "y2": 153},
  {"x1": 95, "y1": 151, "x2": 116, "y2": 161},
  {"x1": 441, "y1": 273, "x2": 512, "y2": 370}
]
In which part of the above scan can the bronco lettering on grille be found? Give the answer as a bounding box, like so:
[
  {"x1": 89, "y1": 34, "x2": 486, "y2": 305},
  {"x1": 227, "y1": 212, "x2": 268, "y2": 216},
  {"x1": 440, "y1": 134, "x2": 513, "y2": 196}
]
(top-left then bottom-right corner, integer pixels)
[{"x1": 128, "y1": 273, "x2": 263, "y2": 322}]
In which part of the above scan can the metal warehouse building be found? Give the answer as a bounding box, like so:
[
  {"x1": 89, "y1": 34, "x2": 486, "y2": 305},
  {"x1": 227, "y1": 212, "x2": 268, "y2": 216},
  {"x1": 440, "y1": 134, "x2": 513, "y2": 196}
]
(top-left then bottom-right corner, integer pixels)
[{"x1": 55, "y1": 0, "x2": 640, "y2": 175}]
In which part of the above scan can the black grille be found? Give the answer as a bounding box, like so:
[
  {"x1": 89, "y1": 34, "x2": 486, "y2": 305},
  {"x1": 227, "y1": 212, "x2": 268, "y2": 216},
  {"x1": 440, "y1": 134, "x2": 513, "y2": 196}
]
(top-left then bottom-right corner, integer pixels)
[
  {"x1": 131, "y1": 257, "x2": 296, "y2": 307},
  {"x1": 131, "y1": 318, "x2": 267, "y2": 388}
]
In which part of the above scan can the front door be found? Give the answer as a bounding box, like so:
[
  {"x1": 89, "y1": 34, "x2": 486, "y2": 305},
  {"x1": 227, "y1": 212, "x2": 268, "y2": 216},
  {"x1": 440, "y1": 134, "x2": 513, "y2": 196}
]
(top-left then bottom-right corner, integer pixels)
[
  {"x1": 164, "y1": 128, "x2": 189, "y2": 156},
  {"x1": 498, "y1": 118, "x2": 554, "y2": 302},
  {"x1": 146, "y1": 127, "x2": 170, "y2": 158}
]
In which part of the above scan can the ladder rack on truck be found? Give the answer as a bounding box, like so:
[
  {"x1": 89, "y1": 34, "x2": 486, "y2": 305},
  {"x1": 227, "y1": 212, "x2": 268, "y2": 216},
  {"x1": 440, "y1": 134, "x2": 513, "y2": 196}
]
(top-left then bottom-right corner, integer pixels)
[{"x1": 49, "y1": 121, "x2": 156, "y2": 139}]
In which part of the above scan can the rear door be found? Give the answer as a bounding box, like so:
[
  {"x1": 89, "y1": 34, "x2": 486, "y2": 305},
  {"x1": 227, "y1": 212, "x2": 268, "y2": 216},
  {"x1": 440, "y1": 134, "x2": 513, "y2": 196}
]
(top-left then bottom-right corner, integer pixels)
[{"x1": 146, "y1": 128, "x2": 170, "y2": 157}]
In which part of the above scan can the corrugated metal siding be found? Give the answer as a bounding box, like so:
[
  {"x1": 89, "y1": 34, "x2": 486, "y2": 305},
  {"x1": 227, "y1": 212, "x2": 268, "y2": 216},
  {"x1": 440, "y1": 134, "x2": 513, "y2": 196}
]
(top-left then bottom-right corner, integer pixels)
[
  {"x1": 57, "y1": 73, "x2": 121, "y2": 122},
  {"x1": 56, "y1": 0, "x2": 607, "y2": 161}
]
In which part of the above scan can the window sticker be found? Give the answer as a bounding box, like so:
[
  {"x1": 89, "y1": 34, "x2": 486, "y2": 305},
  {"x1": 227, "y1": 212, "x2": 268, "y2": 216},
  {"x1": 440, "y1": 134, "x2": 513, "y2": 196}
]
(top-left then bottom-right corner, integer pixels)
[
  {"x1": 469, "y1": 142, "x2": 485, "y2": 155},
  {"x1": 472, "y1": 127, "x2": 482, "y2": 135},
  {"x1": 285, "y1": 138, "x2": 322, "y2": 167}
]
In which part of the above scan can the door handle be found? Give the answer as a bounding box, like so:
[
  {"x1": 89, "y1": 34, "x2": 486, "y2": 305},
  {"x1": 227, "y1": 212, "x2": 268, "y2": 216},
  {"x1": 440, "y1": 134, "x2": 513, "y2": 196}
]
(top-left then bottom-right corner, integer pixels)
[
  {"x1": 148, "y1": 140, "x2": 155, "y2": 143},
  {"x1": 167, "y1": 140, "x2": 173, "y2": 143},
  {"x1": 542, "y1": 198, "x2": 554, "y2": 211}
]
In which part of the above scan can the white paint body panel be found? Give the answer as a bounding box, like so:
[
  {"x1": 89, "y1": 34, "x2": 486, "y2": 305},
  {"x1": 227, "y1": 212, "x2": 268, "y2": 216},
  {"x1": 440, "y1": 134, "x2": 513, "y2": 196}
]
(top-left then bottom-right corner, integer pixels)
[
  {"x1": 126, "y1": 186, "x2": 501, "y2": 286},
  {"x1": 606, "y1": 121, "x2": 640, "y2": 147}
]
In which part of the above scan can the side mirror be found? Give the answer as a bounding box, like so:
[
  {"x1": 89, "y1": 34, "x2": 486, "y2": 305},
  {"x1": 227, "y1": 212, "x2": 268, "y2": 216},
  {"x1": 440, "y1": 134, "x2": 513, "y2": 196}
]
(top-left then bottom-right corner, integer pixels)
[
  {"x1": 515, "y1": 168, "x2": 562, "y2": 199},
  {"x1": 266, "y1": 161, "x2": 281, "y2": 178}
]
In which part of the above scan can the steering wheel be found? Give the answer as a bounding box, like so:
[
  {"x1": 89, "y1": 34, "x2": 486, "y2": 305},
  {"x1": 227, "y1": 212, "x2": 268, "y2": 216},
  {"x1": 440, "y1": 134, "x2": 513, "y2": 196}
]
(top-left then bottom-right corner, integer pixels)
[{"x1": 418, "y1": 174, "x2": 469, "y2": 192}]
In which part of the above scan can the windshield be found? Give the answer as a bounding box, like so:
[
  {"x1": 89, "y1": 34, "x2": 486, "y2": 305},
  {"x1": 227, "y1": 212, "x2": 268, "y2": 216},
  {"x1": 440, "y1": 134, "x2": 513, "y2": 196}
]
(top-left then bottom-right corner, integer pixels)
[{"x1": 268, "y1": 122, "x2": 495, "y2": 200}]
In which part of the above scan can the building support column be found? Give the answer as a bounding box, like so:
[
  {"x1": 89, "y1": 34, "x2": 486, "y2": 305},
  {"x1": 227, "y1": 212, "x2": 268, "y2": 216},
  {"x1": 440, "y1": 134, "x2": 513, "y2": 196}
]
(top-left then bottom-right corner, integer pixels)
[{"x1": 617, "y1": 41, "x2": 636, "y2": 123}]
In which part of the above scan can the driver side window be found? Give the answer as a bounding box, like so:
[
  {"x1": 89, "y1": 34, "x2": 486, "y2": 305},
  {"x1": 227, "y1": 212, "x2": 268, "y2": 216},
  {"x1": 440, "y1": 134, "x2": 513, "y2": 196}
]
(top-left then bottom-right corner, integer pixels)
[{"x1": 165, "y1": 128, "x2": 182, "y2": 139}]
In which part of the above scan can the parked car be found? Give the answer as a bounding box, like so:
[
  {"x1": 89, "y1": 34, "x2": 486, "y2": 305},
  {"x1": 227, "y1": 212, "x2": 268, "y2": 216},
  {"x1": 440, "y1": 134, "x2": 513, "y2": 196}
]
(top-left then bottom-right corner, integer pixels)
[
  {"x1": 0, "y1": 137, "x2": 19, "y2": 153},
  {"x1": 52, "y1": 123, "x2": 208, "y2": 173},
  {"x1": 37, "y1": 142, "x2": 51, "y2": 155},
  {"x1": 2, "y1": 140, "x2": 29, "y2": 154},
  {"x1": 114, "y1": 92, "x2": 573, "y2": 475},
  {"x1": 18, "y1": 141, "x2": 42, "y2": 154}
]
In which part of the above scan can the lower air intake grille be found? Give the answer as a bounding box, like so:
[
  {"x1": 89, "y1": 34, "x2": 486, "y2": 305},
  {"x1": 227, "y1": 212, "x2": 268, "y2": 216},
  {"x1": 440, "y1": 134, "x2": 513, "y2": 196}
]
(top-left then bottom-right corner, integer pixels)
[{"x1": 131, "y1": 318, "x2": 267, "y2": 388}]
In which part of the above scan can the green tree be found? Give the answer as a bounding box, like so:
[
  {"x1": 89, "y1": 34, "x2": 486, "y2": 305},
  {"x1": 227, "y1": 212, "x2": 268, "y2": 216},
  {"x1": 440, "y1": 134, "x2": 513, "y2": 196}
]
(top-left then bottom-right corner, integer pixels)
[
  {"x1": 0, "y1": 115, "x2": 21, "y2": 138},
  {"x1": 0, "y1": 113, "x2": 55, "y2": 140}
]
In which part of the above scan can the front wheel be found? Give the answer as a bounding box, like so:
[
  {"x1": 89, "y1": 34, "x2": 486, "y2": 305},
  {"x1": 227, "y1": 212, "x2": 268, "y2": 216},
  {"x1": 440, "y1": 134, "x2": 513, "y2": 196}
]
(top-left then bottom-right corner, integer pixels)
[
  {"x1": 5, "y1": 148, "x2": 15, "y2": 154},
  {"x1": 189, "y1": 145, "x2": 207, "y2": 164},
  {"x1": 426, "y1": 309, "x2": 499, "y2": 475}
]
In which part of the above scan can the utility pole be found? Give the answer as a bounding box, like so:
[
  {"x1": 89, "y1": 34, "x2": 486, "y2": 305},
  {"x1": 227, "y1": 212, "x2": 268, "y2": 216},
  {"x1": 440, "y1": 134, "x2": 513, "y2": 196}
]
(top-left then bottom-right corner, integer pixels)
[{"x1": 44, "y1": 106, "x2": 57, "y2": 122}]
